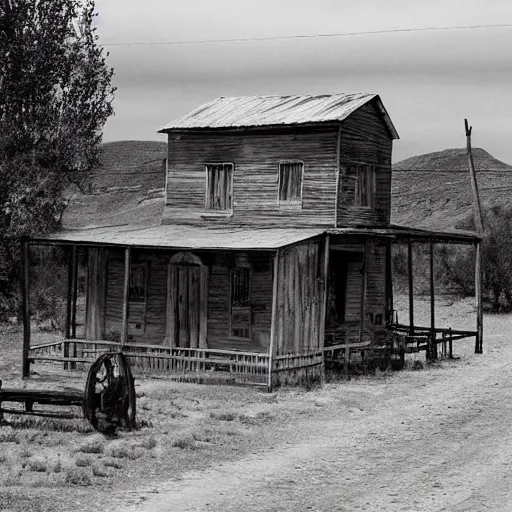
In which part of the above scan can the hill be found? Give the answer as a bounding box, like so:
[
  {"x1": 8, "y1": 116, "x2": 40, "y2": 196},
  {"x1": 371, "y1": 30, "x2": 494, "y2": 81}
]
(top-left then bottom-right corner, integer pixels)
[
  {"x1": 62, "y1": 141, "x2": 167, "y2": 229},
  {"x1": 393, "y1": 148, "x2": 512, "y2": 172},
  {"x1": 63, "y1": 142, "x2": 512, "y2": 233},
  {"x1": 391, "y1": 148, "x2": 512, "y2": 230}
]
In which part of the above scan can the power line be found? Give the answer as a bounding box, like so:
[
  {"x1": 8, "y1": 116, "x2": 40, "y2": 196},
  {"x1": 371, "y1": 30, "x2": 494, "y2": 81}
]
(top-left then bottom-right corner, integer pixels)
[
  {"x1": 102, "y1": 24, "x2": 512, "y2": 47},
  {"x1": 393, "y1": 169, "x2": 512, "y2": 173}
]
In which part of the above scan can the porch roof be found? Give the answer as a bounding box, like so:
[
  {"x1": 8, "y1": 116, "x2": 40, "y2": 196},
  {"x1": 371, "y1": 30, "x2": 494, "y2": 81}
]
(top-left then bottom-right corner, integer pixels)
[
  {"x1": 328, "y1": 224, "x2": 481, "y2": 244},
  {"x1": 30, "y1": 224, "x2": 325, "y2": 250}
]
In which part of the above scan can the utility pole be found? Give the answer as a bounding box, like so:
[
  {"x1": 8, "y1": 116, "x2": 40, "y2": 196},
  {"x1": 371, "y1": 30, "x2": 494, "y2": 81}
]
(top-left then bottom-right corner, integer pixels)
[
  {"x1": 465, "y1": 119, "x2": 484, "y2": 234},
  {"x1": 465, "y1": 119, "x2": 484, "y2": 354}
]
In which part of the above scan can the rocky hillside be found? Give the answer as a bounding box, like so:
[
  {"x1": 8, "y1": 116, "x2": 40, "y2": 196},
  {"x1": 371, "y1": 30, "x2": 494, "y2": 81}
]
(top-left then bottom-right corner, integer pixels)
[
  {"x1": 62, "y1": 141, "x2": 167, "y2": 229},
  {"x1": 391, "y1": 148, "x2": 512, "y2": 230}
]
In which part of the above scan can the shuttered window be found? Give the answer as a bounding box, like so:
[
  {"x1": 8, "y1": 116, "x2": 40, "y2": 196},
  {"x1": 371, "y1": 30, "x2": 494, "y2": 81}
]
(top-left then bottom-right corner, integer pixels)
[
  {"x1": 278, "y1": 162, "x2": 303, "y2": 204},
  {"x1": 129, "y1": 264, "x2": 147, "y2": 302},
  {"x1": 230, "y1": 267, "x2": 251, "y2": 339},
  {"x1": 342, "y1": 165, "x2": 376, "y2": 208},
  {"x1": 205, "y1": 163, "x2": 233, "y2": 210},
  {"x1": 231, "y1": 267, "x2": 250, "y2": 307}
]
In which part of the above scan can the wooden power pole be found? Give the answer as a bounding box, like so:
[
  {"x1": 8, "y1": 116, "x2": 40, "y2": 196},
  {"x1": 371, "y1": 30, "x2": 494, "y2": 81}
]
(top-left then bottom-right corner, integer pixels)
[
  {"x1": 465, "y1": 119, "x2": 484, "y2": 354},
  {"x1": 465, "y1": 119, "x2": 484, "y2": 234}
]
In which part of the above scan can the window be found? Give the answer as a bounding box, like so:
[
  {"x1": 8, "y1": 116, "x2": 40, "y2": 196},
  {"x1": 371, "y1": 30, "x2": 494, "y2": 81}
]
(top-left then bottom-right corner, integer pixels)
[
  {"x1": 230, "y1": 267, "x2": 251, "y2": 339},
  {"x1": 278, "y1": 162, "x2": 303, "y2": 205},
  {"x1": 231, "y1": 267, "x2": 250, "y2": 307},
  {"x1": 205, "y1": 163, "x2": 233, "y2": 210},
  {"x1": 129, "y1": 264, "x2": 147, "y2": 302},
  {"x1": 342, "y1": 165, "x2": 376, "y2": 207}
]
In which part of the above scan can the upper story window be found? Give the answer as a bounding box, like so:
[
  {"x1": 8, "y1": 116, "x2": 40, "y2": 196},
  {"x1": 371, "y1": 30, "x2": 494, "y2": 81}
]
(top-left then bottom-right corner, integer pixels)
[
  {"x1": 129, "y1": 263, "x2": 148, "y2": 302},
  {"x1": 278, "y1": 162, "x2": 303, "y2": 206},
  {"x1": 342, "y1": 165, "x2": 376, "y2": 208},
  {"x1": 205, "y1": 163, "x2": 233, "y2": 210}
]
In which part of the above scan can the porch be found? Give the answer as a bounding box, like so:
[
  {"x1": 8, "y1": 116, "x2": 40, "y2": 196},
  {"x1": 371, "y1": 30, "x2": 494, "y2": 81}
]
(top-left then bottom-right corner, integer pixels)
[
  {"x1": 22, "y1": 225, "x2": 327, "y2": 390},
  {"x1": 323, "y1": 225, "x2": 482, "y2": 374}
]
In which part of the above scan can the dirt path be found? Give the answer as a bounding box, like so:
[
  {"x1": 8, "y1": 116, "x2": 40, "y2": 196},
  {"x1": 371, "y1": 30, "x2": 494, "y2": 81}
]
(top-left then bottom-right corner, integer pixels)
[{"x1": 106, "y1": 332, "x2": 512, "y2": 512}]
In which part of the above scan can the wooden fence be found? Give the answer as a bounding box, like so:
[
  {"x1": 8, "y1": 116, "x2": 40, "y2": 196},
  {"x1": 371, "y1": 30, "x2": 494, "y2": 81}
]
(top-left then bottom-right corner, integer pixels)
[
  {"x1": 28, "y1": 340, "x2": 329, "y2": 390},
  {"x1": 28, "y1": 339, "x2": 271, "y2": 386}
]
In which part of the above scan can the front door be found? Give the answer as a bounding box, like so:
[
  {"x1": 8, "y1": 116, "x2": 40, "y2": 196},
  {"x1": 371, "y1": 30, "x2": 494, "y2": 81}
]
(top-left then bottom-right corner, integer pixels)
[
  {"x1": 175, "y1": 264, "x2": 200, "y2": 347},
  {"x1": 166, "y1": 252, "x2": 207, "y2": 349}
]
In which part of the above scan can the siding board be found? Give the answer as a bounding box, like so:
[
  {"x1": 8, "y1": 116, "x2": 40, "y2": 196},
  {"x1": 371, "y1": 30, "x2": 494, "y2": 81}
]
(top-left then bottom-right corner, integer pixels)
[{"x1": 164, "y1": 127, "x2": 339, "y2": 227}]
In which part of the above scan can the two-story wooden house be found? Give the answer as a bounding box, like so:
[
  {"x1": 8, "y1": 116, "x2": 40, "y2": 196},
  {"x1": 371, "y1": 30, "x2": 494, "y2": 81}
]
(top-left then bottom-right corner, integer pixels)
[{"x1": 25, "y1": 93, "x2": 482, "y2": 388}]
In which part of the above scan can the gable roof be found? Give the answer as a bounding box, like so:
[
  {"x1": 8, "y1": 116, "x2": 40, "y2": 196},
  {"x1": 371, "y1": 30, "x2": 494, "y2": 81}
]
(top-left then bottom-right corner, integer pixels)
[{"x1": 159, "y1": 93, "x2": 399, "y2": 138}]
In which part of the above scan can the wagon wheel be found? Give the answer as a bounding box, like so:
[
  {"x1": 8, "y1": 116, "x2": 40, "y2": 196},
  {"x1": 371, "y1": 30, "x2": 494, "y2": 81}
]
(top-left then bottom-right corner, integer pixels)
[{"x1": 83, "y1": 352, "x2": 136, "y2": 433}]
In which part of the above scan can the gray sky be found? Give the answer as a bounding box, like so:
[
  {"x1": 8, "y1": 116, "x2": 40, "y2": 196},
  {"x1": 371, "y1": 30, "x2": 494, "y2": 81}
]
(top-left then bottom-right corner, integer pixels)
[{"x1": 96, "y1": 0, "x2": 512, "y2": 163}]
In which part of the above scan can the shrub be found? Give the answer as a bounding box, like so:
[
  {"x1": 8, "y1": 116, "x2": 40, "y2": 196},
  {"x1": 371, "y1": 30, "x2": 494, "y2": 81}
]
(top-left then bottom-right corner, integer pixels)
[
  {"x1": 65, "y1": 467, "x2": 92, "y2": 486},
  {"x1": 171, "y1": 436, "x2": 197, "y2": 450},
  {"x1": 139, "y1": 436, "x2": 157, "y2": 450},
  {"x1": 107, "y1": 441, "x2": 143, "y2": 460},
  {"x1": 77, "y1": 435, "x2": 105, "y2": 454},
  {"x1": 92, "y1": 464, "x2": 110, "y2": 477},
  {"x1": 75, "y1": 456, "x2": 92, "y2": 467},
  {"x1": 27, "y1": 457, "x2": 48, "y2": 472},
  {"x1": 210, "y1": 411, "x2": 236, "y2": 422},
  {"x1": 103, "y1": 458, "x2": 123, "y2": 469},
  {"x1": 438, "y1": 206, "x2": 512, "y2": 312}
]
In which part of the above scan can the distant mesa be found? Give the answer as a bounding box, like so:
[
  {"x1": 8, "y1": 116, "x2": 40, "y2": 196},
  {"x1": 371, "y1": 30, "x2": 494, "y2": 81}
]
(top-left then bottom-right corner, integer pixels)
[{"x1": 393, "y1": 148, "x2": 512, "y2": 172}]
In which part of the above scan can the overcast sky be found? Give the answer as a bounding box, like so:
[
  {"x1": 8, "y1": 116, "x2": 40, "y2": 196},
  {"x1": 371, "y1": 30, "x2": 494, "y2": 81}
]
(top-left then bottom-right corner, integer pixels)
[{"x1": 95, "y1": 0, "x2": 512, "y2": 163}]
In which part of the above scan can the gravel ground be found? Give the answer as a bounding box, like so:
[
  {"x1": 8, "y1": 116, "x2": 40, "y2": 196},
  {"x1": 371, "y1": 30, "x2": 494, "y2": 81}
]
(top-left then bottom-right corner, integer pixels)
[{"x1": 2, "y1": 296, "x2": 512, "y2": 511}]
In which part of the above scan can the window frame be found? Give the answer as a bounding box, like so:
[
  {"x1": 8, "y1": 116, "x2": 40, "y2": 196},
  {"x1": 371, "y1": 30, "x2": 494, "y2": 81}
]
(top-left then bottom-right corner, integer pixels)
[
  {"x1": 277, "y1": 160, "x2": 304, "y2": 208},
  {"x1": 343, "y1": 164, "x2": 376, "y2": 209},
  {"x1": 204, "y1": 162, "x2": 234, "y2": 212},
  {"x1": 128, "y1": 262, "x2": 149, "y2": 304},
  {"x1": 229, "y1": 266, "x2": 252, "y2": 340}
]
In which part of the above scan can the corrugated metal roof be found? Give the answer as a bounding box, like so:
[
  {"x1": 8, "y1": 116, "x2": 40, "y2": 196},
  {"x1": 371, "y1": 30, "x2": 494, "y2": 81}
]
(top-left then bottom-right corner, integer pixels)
[
  {"x1": 159, "y1": 93, "x2": 399, "y2": 138},
  {"x1": 34, "y1": 225, "x2": 325, "y2": 250},
  {"x1": 328, "y1": 224, "x2": 480, "y2": 243}
]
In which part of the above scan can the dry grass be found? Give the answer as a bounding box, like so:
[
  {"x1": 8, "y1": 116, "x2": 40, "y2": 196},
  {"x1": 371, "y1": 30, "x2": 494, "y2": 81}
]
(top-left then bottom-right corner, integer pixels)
[{"x1": 0, "y1": 297, "x2": 505, "y2": 511}]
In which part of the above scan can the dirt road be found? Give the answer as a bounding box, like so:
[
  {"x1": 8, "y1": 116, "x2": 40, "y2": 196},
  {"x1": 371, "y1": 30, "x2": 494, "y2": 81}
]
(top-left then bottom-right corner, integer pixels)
[{"x1": 109, "y1": 329, "x2": 512, "y2": 512}]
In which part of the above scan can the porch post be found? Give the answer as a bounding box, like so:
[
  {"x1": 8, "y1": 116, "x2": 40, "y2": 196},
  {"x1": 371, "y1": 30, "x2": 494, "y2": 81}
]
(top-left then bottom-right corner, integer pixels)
[
  {"x1": 429, "y1": 240, "x2": 437, "y2": 359},
  {"x1": 71, "y1": 245, "x2": 78, "y2": 339},
  {"x1": 21, "y1": 239, "x2": 31, "y2": 379},
  {"x1": 407, "y1": 239, "x2": 414, "y2": 334},
  {"x1": 319, "y1": 235, "x2": 330, "y2": 350},
  {"x1": 268, "y1": 250, "x2": 279, "y2": 392},
  {"x1": 475, "y1": 241, "x2": 483, "y2": 354},
  {"x1": 121, "y1": 247, "x2": 131, "y2": 348},
  {"x1": 385, "y1": 240, "x2": 393, "y2": 323},
  {"x1": 65, "y1": 246, "x2": 73, "y2": 340},
  {"x1": 64, "y1": 245, "x2": 74, "y2": 369},
  {"x1": 358, "y1": 239, "x2": 368, "y2": 344}
]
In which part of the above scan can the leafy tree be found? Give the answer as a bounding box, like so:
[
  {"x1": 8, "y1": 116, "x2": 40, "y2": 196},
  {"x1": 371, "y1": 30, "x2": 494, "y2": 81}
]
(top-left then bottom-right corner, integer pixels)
[{"x1": 0, "y1": 0, "x2": 114, "y2": 295}]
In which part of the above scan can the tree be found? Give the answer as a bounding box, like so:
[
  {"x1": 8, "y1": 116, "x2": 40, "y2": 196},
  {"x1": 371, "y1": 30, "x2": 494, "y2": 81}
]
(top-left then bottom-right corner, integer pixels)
[
  {"x1": 439, "y1": 206, "x2": 512, "y2": 312},
  {"x1": 0, "y1": 0, "x2": 114, "y2": 295}
]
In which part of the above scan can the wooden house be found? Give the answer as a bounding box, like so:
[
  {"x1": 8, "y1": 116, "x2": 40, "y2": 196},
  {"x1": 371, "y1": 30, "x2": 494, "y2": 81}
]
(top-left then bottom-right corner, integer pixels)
[{"x1": 24, "y1": 93, "x2": 482, "y2": 388}]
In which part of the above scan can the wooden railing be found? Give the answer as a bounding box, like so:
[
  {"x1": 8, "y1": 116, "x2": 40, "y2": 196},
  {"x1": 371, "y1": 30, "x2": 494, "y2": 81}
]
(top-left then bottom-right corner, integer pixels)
[
  {"x1": 272, "y1": 351, "x2": 324, "y2": 387},
  {"x1": 28, "y1": 339, "x2": 270, "y2": 386}
]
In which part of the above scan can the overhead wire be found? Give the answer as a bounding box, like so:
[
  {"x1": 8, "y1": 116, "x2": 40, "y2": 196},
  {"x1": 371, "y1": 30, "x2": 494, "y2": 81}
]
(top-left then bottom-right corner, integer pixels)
[{"x1": 102, "y1": 24, "x2": 512, "y2": 47}]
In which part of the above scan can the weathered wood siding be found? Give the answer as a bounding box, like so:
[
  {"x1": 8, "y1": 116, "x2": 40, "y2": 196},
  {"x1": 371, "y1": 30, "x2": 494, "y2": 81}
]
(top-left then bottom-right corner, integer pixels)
[
  {"x1": 274, "y1": 240, "x2": 326, "y2": 355},
  {"x1": 105, "y1": 249, "x2": 168, "y2": 344},
  {"x1": 337, "y1": 101, "x2": 393, "y2": 227},
  {"x1": 163, "y1": 126, "x2": 339, "y2": 227},
  {"x1": 207, "y1": 252, "x2": 273, "y2": 352},
  {"x1": 85, "y1": 248, "x2": 107, "y2": 340},
  {"x1": 100, "y1": 249, "x2": 273, "y2": 351}
]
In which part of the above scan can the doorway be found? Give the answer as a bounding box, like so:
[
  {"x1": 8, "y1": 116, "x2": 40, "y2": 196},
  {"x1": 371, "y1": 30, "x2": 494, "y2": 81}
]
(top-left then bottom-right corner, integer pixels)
[{"x1": 167, "y1": 252, "x2": 207, "y2": 348}]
